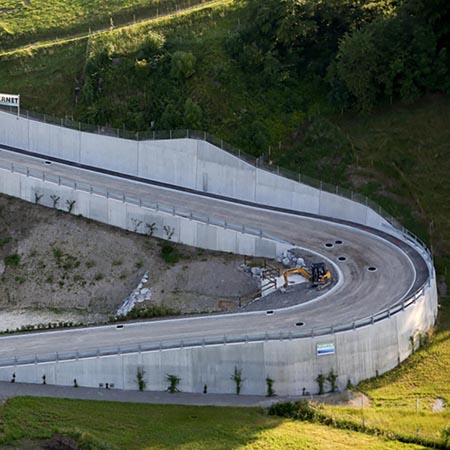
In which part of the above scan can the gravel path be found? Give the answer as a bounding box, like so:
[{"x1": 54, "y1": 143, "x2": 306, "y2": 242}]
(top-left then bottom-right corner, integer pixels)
[{"x1": 0, "y1": 381, "x2": 302, "y2": 407}]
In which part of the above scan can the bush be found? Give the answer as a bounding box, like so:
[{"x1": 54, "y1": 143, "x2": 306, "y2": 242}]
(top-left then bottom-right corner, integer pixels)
[
  {"x1": 268, "y1": 400, "x2": 324, "y2": 422},
  {"x1": 160, "y1": 243, "x2": 181, "y2": 264},
  {"x1": 115, "y1": 305, "x2": 178, "y2": 321},
  {"x1": 170, "y1": 51, "x2": 196, "y2": 79},
  {"x1": 4, "y1": 254, "x2": 20, "y2": 267}
]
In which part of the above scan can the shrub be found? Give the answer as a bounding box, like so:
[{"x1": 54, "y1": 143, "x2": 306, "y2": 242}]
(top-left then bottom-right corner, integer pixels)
[
  {"x1": 266, "y1": 377, "x2": 275, "y2": 397},
  {"x1": 160, "y1": 243, "x2": 180, "y2": 264},
  {"x1": 136, "y1": 366, "x2": 146, "y2": 392},
  {"x1": 4, "y1": 254, "x2": 20, "y2": 267},
  {"x1": 316, "y1": 373, "x2": 326, "y2": 395},
  {"x1": 231, "y1": 366, "x2": 245, "y2": 395},
  {"x1": 166, "y1": 374, "x2": 180, "y2": 393}
]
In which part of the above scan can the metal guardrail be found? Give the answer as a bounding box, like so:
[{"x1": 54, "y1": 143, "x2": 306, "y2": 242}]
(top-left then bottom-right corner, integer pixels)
[
  {"x1": 0, "y1": 107, "x2": 403, "y2": 229},
  {"x1": 0, "y1": 107, "x2": 433, "y2": 263},
  {"x1": 0, "y1": 280, "x2": 431, "y2": 368},
  {"x1": 0, "y1": 107, "x2": 436, "y2": 367},
  {"x1": 0, "y1": 158, "x2": 289, "y2": 246}
]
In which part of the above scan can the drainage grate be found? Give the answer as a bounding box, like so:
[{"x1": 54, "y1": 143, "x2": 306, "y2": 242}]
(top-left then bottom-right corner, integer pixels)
[
  {"x1": 266, "y1": 310, "x2": 274, "y2": 315},
  {"x1": 295, "y1": 322, "x2": 305, "y2": 327},
  {"x1": 338, "y1": 256, "x2": 347, "y2": 261},
  {"x1": 335, "y1": 240, "x2": 343, "y2": 245},
  {"x1": 368, "y1": 266, "x2": 377, "y2": 272},
  {"x1": 325, "y1": 243, "x2": 334, "y2": 248}
]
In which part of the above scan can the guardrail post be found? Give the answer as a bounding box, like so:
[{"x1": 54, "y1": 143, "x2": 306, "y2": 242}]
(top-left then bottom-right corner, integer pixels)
[
  {"x1": 265, "y1": 332, "x2": 268, "y2": 341},
  {"x1": 27, "y1": 168, "x2": 30, "y2": 177},
  {"x1": 311, "y1": 329, "x2": 314, "y2": 338},
  {"x1": 223, "y1": 336, "x2": 227, "y2": 345},
  {"x1": 11, "y1": 163, "x2": 14, "y2": 173},
  {"x1": 122, "y1": 194, "x2": 125, "y2": 203},
  {"x1": 402, "y1": 301, "x2": 405, "y2": 311},
  {"x1": 42, "y1": 173, "x2": 45, "y2": 182},
  {"x1": 172, "y1": 207, "x2": 175, "y2": 216},
  {"x1": 90, "y1": 185, "x2": 93, "y2": 194},
  {"x1": 388, "y1": 309, "x2": 391, "y2": 318},
  {"x1": 74, "y1": 181, "x2": 77, "y2": 190},
  {"x1": 139, "y1": 199, "x2": 142, "y2": 207},
  {"x1": 353, "y1": 322, "x2": 356, "y2": 331},
  {"x1": 245, "y1": 335, "x2": 248, "y2": 343},
  {"x1": 371, "y1": 316, "x2": 374, "y2": 325},
  {"x1": 279, "y1": 332, "x2": 283, "y2": 341}
]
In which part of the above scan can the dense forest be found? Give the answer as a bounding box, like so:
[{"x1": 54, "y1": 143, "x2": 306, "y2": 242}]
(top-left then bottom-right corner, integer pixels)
[{"x1": 77, "y1": 0, "x2": 450, "y2": 134}]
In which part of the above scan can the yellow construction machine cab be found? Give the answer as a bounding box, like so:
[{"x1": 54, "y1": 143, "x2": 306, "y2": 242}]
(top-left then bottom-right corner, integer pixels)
[{"x1": 283, "y1": 262, "x2": 332, "y2": 288}]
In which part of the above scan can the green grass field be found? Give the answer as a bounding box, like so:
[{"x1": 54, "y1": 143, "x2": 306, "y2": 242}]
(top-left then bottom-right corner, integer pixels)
[
  {"x1": 0, "y1": 0, "x2": 210, "y2": 52},
  {"x1": 0, "y1": 397, "x2": 430, "y2": 449}
]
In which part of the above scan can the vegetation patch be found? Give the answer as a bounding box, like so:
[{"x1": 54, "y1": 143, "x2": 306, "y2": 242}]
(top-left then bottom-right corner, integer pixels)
[
  {"x1": 0, "y1": 397, "x2": 430, "y2": 449},
  {"x1": 4, "y1": 253, "x2": 20, "y2": 267}
]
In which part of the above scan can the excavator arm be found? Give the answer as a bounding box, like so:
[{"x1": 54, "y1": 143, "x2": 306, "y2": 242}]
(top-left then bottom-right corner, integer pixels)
[{"x1": 283, "y1": 267, "x2": 311, "y2": 287}]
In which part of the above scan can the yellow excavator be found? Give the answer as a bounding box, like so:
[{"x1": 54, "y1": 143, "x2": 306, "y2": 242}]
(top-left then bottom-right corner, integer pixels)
[{"x1": 283, "y1": 262, "x2": 332, "y2": 288}]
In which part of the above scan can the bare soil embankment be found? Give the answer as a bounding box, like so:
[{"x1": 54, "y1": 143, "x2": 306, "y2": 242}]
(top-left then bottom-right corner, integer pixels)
[{"x1": 0, "y1": 194, "x2": 259, "y2": 330}]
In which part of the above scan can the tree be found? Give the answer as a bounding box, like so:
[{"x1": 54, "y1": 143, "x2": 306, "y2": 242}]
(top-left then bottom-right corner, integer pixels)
[
  {"x1": 183, "y1": 98, "x2": 203, "y2": 129},
  {"x1": 333, "y1": 27, "x2": 379, "y2": 112},
  {"x1": 231, "y1": 366, "x2": 245, "y2": 395},
  {"x1": 315, "y1": 373, "x2": 325, "y2": 395},
  {"x1": 166, "y1": 374, "x2": 180, "y2": 393},
  {"x1": 136, "y1": 366, "x2": 146, "y2": 392},
  {"x1": 170, "y1": 51, "x2": 197, "y2": 79}
]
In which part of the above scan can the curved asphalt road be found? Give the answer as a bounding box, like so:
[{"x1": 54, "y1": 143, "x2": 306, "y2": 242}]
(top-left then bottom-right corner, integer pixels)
[{"x1": 0, "y1": 147, "x2": 430, "y2": 360}]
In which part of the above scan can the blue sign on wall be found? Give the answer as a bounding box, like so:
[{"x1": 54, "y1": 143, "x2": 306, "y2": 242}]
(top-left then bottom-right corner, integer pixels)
[{"x1": 316, "y1": 342, "x2": 335, "y2": 356}]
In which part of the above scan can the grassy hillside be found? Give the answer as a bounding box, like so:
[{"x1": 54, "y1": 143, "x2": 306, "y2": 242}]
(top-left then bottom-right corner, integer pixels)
[
  {"x1": 0, "y1": 0, "x2": 209, "y2": 52},
  {"x1": 0, "y1": 397, "x2": 430, "y2": 449}
]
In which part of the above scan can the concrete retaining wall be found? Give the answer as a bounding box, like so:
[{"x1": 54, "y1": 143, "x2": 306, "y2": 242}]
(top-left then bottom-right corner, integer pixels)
[
  {"x1": 0, "y1": 166, "x2": 290, "y2": 259},
  {"x1": 0, "y1": 111, "x2": 438, "y2": 396},
  {"x1": 0, "y1": 112, "x2": 391, "y2": 232},
  {"x1": 0, "y1": 279, "x2": 437, "y2": 395}
]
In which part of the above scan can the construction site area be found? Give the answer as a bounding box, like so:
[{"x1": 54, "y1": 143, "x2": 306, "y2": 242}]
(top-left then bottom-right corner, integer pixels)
[{"x1": 0, "y1": 193, "x2": 335, "y2": 332}]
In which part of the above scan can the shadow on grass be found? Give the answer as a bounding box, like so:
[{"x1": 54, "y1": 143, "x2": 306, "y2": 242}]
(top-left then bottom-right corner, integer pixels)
[{"x1": 0, "y1": 397, "x2": 282, "y2": 450}]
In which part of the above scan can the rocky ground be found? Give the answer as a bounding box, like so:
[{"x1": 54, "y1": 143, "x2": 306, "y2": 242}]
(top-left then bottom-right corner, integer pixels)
[{"x1": 0, "y1": 194, "x2": 260, "y2": 330}]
